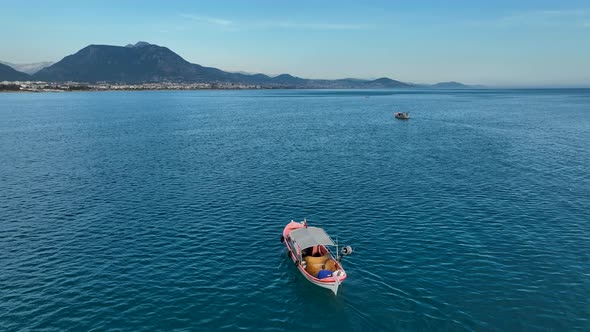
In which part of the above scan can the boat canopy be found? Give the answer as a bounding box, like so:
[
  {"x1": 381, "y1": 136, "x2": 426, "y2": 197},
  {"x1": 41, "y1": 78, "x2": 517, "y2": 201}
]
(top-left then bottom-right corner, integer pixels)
[{"x1": 289, "y1": 227, "x2": 335, "y2": 249}]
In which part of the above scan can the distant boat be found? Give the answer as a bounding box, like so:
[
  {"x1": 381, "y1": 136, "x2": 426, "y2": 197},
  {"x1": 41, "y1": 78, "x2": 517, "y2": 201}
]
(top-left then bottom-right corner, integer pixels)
[
  {"x1": 394, "y1": 112, "x2": 410, "y2": 120},
  {"x1": 281, "y1": 219, "x2": 353, "y2": 294}
]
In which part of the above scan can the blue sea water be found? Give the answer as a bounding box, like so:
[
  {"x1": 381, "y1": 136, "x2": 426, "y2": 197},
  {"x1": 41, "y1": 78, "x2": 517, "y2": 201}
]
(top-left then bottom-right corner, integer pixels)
[{"x1": 0, "y1": 89, "x2": 589, "y2": 331}]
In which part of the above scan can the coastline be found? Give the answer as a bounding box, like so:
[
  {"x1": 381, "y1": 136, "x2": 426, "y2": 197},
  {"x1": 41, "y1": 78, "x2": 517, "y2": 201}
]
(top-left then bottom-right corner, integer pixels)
[
  {"x1": 0, "y1": 81, "x2": 275, "y2": 92},
  {"x1": 2, "y1": 81, "x2": 588, "y2": 93}
]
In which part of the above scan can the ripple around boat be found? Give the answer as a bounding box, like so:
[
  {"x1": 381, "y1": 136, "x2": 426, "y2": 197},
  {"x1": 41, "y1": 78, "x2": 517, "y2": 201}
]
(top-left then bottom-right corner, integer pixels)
[{"x1": 1, "y1": 89, "x2": 589, "y2": 331}]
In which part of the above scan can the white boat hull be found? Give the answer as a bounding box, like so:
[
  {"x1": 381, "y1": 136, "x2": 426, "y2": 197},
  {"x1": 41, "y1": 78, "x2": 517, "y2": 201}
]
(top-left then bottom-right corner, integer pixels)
[{"x1": 299, "y1": 266, "x2": 341, "y2": 294}]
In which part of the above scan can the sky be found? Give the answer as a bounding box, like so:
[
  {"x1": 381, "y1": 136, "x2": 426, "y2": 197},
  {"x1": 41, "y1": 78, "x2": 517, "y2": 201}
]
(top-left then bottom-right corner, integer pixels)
[{"x1": 1, "y1": 0, "x2": 589, "y2": 87}]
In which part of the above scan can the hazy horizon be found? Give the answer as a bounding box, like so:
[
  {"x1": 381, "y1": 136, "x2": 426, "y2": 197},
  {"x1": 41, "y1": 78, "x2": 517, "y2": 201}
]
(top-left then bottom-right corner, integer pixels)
[{"x1": 1, "y1": 0, "x2": 589, "y2": 87}]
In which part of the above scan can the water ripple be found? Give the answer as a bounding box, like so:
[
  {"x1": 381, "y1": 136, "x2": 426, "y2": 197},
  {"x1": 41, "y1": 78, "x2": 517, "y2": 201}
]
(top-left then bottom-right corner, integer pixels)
[{"x1": 0, "y1": 90, "x2": 589, "y2": 331}]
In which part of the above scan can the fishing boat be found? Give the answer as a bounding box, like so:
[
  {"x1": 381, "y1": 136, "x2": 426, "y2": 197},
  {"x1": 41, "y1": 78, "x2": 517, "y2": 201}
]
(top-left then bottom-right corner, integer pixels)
[
  {"x1": 394, "y1": 112, "x2": 410, "y2": 120},
  {"x1": 281, "y1": 219, "x2": 353, "y2": 294}
]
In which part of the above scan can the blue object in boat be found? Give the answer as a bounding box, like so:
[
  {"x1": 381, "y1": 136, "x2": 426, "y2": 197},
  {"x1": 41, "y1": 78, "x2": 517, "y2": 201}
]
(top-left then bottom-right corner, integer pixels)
[{"x1": 317, "y1": 270, "x2": 333, "y2": 279}]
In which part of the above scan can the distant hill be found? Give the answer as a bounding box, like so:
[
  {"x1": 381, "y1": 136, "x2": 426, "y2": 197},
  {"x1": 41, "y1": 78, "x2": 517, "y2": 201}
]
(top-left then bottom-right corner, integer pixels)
[
  {"x1": 30, "y1": 42, "x2": 417, "y2": 87},
  {"x1": 270, "y1": 73, "x2": 308, "y2": 85},
  {"x1": 430, "y1": 81, "x2": 471, "y2": 89},
  {"x1": 32, "y1": 42, "x2": 303, "y2": 85},
  {"x1": 0, "y1": 61, "x2": 54, "y2": 75},
  {"x1": 364, "y1": 77, "x2": 411, "y2": 88},
  {"x1": 11, "y1": 41, "x2": 471, "y2": 88},
  {"x1": 34, "y1": 42, "x2": 211, "y2": 83},
  {"x1": 0, "y1": 63, "x2": 31, "y2": 81}
]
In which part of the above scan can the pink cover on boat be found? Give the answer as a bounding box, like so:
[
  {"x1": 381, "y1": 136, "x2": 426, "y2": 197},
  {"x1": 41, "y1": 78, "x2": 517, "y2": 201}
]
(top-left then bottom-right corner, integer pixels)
[{"x1": 283, "y1": 221, "x2": 304, "y2": 237}]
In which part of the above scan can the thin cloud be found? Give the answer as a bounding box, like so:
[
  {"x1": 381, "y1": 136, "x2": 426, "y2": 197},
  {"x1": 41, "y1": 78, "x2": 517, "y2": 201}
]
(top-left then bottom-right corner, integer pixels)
[
  {"x1": 535, "y1": 9, "x2": 588, "y2": 16},
  {"x1": 466, "y1": 9, "x2": 590, "y2": 28},
  {"x1": 179, "y1": 13, "x2": 371, "y2": 30},
  {"x1": 179, "y1": 14, "x2": 233, "y2": 26},
  {"x1": 263, "y1": 21, "x2": 373, "y2": 30}
]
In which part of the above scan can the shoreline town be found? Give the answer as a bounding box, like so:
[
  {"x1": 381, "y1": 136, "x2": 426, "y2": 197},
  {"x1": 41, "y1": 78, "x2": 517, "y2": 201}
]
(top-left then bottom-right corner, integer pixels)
[{"x1": 0, "y1": 81, "x2": 271, "y2": 92}]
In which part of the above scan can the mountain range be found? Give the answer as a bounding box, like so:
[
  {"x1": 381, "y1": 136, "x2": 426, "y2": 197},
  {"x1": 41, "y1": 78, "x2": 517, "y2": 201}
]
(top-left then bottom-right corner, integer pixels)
[
  {"x1": 1, "y1": 42, "x2": 472, "y2": 88},
  {"x1": 0, "y1": 63, "x2": 31, "y2": 81},
  {"x1": 0, "y1": 61, "x2": 54, "y2": 75}
]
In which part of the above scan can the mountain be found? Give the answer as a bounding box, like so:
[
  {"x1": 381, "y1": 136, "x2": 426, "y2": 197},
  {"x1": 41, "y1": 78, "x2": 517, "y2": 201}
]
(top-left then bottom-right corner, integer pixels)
[
  {"x1": 0, "y1": 61, "x2": 54, "y2": 75},
  {"x1": 33, "y1": 42, "x2": 281, "y2": 85},
  {"x1": 29, "y1": 41, "x2": 465, "y2": 88},
  {"x1": 270, "y1": 73, "x2": 308, "y2": 85},
  {"x1": 0, "y1": 63, "x2": 31, "y2": 81},
  {"x1": 34, "y1": 43, "x2": 205, "y2": 83},
  {"x1": 430, "y1": 81, "x2": 471, "y2": 89},
  {"x1": 364, "y1": 77, "x2": 411, "y2": 88}
]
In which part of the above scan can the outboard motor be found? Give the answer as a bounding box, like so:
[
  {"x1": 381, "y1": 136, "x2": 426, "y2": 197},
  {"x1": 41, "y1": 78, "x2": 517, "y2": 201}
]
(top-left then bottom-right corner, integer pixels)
[{"x1": 337, "y1": 246, "x2": 353, "y2": 262}]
